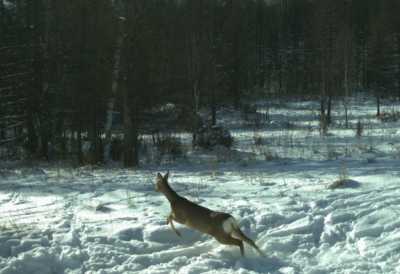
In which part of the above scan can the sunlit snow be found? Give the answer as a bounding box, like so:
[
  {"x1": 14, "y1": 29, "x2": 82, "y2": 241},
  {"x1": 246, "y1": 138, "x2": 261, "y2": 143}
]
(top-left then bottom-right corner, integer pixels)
[{"x1": 1, "y1": 96, "x2": 400, "y2": 273}]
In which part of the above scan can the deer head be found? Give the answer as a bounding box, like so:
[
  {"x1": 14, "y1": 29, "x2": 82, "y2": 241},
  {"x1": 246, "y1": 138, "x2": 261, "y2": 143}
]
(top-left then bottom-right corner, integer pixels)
[{"x1": 155, "y1": 171, "x2": 169, "y2": 192}]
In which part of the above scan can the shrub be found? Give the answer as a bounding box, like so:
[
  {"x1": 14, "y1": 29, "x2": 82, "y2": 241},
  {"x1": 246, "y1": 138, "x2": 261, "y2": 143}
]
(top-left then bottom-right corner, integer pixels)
[
  {"x1": 263, "y1": 149, "x2": 276, "y2": 161},
  {"x1": 356, "y1": 120, "x2": 363, "y2": 138},
  {"x1": 253, "y1": 134, "x2": 264, "y2": 146},
  {"x1": 154, "y1": 134, "x2": 183, "y2": 159},
  {"x1": 241, "y1": 103, "x2": 267, "y2": 128},
  {"x1": 377, "y1": 112, "x2": 400, "y2": 123},
  {"x1": 241, "y1": 103, "x2": 258, "y2": 121},
  {"x1": 193, "y1": 125, "x2": 233, "y2": 150},
  {"x1": 111, "y1": 137, "x2": 124, "y2": 161},
  {"x1": 339, "y1": 162, "x2": 348, "y2": 181},
  {"x1": 320, "y1": 113, "x2": 328, "y2": 136},
  {"x1": 81, "y1": 139, "x2": 104, "y2": 165}
]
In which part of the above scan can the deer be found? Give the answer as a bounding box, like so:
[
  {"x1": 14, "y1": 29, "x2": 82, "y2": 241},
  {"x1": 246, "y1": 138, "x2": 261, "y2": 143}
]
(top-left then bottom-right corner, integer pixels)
[{"x1": 155, "y1": 172, "x2": 265, "y2": 257}]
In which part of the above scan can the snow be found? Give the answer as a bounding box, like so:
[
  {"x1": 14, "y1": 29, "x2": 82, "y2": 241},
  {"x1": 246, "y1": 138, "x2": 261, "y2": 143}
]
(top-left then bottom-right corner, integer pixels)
[
  {"x1": 1, "y1": 96, "x2": 400, "y2": 273},
  {"x1": 3, "y1": 0, "x2": 15, "y2": 10}
]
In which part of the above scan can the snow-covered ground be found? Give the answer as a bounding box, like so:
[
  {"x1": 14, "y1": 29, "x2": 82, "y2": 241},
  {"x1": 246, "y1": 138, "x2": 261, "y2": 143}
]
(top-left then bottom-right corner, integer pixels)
[{"x1": 1, "y1": 96, "x2": 400, "y2": 273}]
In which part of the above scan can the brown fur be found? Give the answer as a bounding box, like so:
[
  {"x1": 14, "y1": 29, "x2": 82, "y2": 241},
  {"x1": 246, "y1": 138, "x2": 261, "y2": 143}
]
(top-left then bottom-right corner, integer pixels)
[{"x1": 156, "y1": 172, "x2": 265, "y2": 257}]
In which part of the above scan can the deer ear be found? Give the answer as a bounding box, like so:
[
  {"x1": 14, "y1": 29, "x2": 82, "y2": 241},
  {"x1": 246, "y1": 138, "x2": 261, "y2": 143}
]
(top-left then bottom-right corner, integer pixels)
[
  {"x1": 164, "y1": 171, "x2": 169, "y2": 180},
  {"x1": 157, "y1": 173, "x2": 163, "y2": 179}
]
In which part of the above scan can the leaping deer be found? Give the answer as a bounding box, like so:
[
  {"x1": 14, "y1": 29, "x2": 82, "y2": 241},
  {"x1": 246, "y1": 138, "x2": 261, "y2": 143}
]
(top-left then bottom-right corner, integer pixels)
[{"x1": 155, "y1": 172, "x2": 265, "y2": 257}]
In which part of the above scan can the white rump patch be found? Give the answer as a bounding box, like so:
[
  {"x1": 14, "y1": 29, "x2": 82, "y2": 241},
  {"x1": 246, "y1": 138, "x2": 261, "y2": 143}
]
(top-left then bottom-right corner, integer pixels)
[{"x1": 222, "y1": 217, "x2": 238, "y2": 234}]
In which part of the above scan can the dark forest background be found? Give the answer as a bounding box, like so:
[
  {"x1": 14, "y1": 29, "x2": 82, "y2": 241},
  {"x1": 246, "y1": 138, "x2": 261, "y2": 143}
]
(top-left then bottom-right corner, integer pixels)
[{"x1": 1, "y1": 0, "x2": 399, "y2": 166}]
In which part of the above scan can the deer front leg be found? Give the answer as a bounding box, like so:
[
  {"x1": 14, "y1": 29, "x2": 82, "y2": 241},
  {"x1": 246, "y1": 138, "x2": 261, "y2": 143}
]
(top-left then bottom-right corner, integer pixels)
[{"x1": 167, "y1": 213, "x2": 181, "y2": 237}]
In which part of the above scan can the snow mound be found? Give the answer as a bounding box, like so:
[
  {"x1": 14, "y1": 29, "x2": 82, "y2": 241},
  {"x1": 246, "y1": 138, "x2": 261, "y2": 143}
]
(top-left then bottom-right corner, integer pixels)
[{"x1": 1, "y1": 247, "x2": 62, "y2": 274}]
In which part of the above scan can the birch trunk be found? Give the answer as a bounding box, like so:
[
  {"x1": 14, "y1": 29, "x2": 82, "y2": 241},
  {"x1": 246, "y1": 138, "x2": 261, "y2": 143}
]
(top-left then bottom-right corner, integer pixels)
[
  {"x1": 344, "y1": 62, "x2": 349, "y2": 129},
  {"x1": 104, "y1": 17, "x2": 125, "y2": 163}
]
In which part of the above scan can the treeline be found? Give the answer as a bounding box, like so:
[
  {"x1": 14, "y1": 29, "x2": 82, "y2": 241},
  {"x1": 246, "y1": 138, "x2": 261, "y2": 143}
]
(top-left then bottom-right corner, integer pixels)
[{"x1": 0, "y1": 0, "x2": 399, "y2": 166}]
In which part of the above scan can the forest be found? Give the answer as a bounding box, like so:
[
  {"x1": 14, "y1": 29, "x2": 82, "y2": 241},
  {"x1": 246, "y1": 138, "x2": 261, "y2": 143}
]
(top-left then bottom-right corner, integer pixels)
[
  {"x1": 1, "y1": 0, "x2": 400, "y2": 166},
  {"x1": 2, "y1": 2, "x2": 400, "y2": 273}
]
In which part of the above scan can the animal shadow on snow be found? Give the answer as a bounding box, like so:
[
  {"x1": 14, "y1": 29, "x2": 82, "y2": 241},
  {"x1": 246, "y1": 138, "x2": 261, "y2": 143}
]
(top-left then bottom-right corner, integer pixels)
[{"x1": 218, "y1": 248, "x2": 288, "y2": 274}]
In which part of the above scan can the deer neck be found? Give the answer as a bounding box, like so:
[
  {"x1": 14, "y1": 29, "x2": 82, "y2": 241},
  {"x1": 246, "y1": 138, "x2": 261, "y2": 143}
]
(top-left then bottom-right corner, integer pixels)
[{"x1": 161, "y1": 184, "x2": 180, "y2": 203}]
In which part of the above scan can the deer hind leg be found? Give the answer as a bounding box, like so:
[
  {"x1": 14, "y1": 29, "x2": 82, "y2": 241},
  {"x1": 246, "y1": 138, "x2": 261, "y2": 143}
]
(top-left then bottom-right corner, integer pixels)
[
  {"x1": 235, "y1": 238, "x2": 245, "y2": 257},
  {"x1": 215, "y1": 235, "x2": 244, "y2": 256},
  {"x1": 232, "y1": 228, "x2": 265, "y2": 257},
  {"x1": 223, "y1": 217, "x2": 265, "y2": 257},
  {"x1": 167, "y1": 213, "x2": 181, "y2": 237}
]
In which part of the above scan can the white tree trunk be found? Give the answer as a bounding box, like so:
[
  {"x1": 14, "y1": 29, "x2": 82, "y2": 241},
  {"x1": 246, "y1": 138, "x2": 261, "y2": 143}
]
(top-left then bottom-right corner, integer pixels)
[
  {"x1": 344, "y1": 61, "x2": 349, "y2": 129},
  {"x1": 104, "y1": 17, "x2": 125, "y2": 163}
]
